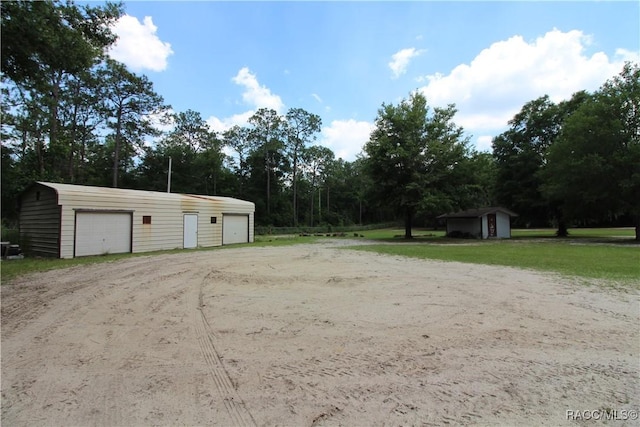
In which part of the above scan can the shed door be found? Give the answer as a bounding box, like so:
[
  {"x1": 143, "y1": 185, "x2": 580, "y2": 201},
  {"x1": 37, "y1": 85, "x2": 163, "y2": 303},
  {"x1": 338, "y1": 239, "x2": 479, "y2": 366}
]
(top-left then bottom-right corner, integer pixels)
[
  {"x1": 75, "y1": 212, "x2": 132, "y2": 257},
  {"x1": 183, "y1": 214, "x2": 198, "y2": 248},
  {"x1": 487, "y1": 214, "x2": 497, "y2": 237},
  {"x1": 223, "y1": 214, "x2": 249, "y2": 245}
]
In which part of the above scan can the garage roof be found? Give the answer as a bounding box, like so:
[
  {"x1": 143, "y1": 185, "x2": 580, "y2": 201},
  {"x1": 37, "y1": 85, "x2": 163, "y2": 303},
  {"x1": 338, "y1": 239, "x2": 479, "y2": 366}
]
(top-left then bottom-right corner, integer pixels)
[
  {"x1": 33, "y1": 181, "x2": 254, "y2": 208},
  {"x1": 437, "y1": 207, "x2": 518, "y2": 219}
]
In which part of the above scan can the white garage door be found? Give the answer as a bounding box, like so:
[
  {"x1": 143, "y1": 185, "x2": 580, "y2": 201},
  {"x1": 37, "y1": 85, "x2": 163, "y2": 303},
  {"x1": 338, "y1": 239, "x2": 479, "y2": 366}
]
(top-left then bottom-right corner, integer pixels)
[
  {"x1": 223, "y1": 214, "x2": 249, "y2": 245},
  {"x1": 75, "y1": 212, "x2": 132, "y2": 257}
]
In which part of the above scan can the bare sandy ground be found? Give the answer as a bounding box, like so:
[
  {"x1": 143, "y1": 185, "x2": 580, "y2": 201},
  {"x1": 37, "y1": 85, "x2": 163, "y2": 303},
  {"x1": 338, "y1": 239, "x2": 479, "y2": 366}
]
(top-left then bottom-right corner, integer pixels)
[{"x1": 2, "y1": 240, "x2": 638, "y2": 426}]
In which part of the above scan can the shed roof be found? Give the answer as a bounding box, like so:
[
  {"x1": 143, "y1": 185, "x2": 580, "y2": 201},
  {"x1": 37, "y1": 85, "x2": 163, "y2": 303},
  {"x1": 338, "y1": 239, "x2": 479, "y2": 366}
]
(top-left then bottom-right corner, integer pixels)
[
  {"x1": 29, "y1": 181, "x2": 254, "y2": 208},
  {"x1": 437, "y1": 207, "x2": 518, "y2": 219}
]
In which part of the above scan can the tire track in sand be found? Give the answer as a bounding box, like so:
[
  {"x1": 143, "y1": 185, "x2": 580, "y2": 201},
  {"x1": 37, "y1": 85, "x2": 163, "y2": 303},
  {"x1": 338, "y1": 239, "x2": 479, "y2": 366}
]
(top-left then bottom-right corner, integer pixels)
[{"x1": 194, "y1": 269, "x2": 256, "y2": 427}]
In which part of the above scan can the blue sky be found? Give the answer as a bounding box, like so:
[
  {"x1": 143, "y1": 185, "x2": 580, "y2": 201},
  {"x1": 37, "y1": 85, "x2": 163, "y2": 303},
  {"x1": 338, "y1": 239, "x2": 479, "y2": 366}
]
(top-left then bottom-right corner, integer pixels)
[{"x1": 107, "y1": 1, "x2": 640, "y2": 161}]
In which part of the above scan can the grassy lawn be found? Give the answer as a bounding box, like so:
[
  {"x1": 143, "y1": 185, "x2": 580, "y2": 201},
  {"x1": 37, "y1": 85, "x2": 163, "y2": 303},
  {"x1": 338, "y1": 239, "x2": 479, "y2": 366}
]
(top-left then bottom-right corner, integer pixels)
[
  {"x1": 2, "y1": 228, "x2": 637, "y2": 285},
  {"x1": 1, "y1": 252, "x2": 143, "y2": 283},
  {"x1": 0, "y1": 245, "x2": 216, "y2": 283},
  {"x1": 511, "y1": 227, "x2": 636, "y2": 239},
  {"x1": 253, "y1": 234, "x2": 319, "y2": 246},
  {"x1": 350, "y1": 228, "x2": 639, "y2": 285},
  {"x1": 358, "y1": 227, "x2": 636, "y2": 240}
]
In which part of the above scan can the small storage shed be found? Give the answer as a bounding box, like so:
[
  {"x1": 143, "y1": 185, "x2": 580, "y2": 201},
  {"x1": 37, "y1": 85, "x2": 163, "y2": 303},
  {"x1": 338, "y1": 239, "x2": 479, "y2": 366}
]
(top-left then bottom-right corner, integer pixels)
[
  {"x1": 437, "y1": 207, "x2": 517, "y2": 239},
  {"x1": 18, "y1": 182, "x2": 255, "y2": 258}
]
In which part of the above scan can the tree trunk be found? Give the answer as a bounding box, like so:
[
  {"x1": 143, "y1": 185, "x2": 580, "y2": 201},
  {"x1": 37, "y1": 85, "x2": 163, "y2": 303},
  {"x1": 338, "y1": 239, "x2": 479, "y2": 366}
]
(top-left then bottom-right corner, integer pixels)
[
  {"x1": 404, "y1": 208, "x2": 413, "y2": 239},
  {"x1": 265, "y1": 150, "x2": 271, "y2": 218},
  {"x1": 67, "y1": 99, "x2": 79, "y2": 182},
  {"x1": 318, "y1": 186, "x2": 321, "y2": 224},
  {"x1": 310, "y1": 176, "x2": 316, "y2": 227},
  {"x1": 556, "y1": 219, "x2": 569, "y2": 237},
  {"x1": 635, "y1": 214, "x2": 640, "y2": 242},
  {"x1": 238, "y1": 156, "x2": 245, "y2": 197},
  {"x1": 36, "y1": 132, "x2": 45, "y2": 177},
  {"x1": 78, "y1": 131, "x2": 87, "y2": 184},
  {"x1": 112, "y1": 107, "x2": 123, "y2": 188},
  {"x1": 292, "y1": 155, "x2": 298, "y2": 226},
  {"x1": 21, "y1": 127, "x2": 27, "y2": 159},
  {"x1": 49, "y1": 75, "x2": 60, "y2": 156},
  {"x1": 326, "y1": 184, "x2": 330, "y2": 219}
]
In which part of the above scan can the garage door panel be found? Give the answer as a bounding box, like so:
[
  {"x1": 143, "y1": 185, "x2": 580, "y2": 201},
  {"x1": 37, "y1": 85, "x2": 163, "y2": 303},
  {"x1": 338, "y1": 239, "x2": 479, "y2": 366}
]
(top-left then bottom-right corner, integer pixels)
[
  {"x1": 223, "y1": 214, "x2": 249, "y2": 245},
  {"x1": 76, "y1": 212, "x2": 132, "y2": 257}
]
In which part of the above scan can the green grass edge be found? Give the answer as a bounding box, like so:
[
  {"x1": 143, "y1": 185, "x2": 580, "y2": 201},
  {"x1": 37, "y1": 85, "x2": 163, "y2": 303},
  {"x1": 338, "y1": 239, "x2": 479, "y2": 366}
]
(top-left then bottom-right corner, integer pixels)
[{"x1": 2, "y1": 228, "x2": 637, "y2": 288}]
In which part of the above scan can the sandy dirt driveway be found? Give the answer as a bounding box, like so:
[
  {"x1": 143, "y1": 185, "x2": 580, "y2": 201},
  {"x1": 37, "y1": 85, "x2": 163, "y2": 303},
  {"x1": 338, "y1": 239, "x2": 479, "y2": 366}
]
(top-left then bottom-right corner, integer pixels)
[{"x1": 2, "y1": 240, "x2": 639, "y2": 426}]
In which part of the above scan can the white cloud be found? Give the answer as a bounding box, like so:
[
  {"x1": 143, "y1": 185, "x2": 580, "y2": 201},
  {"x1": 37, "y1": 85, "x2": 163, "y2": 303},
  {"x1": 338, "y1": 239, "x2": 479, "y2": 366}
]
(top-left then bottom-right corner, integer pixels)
[
  {"x1": 206, "y1": 111, "x2": 254, "y2": 134},
  {"x1": 418, "y1": 29, "x2": 632, "y2": 140},
  {"x1": 108, "y1": 15, "x2": 173, "y2": 72},
  {"x1": 320, "y1": 119, "x2": 375, "y2": 161},
  {"x1": 206, "y1": 67, "x2": 284, "y2": 135},
  {"x1": 389, "y1": 47, "x2": 425, "y2": 79},
  {"x1": 311, "y1": 93, "x2": 323, "y2": 103},
  {"x1": 232, "y1": 67, "x2": 284, "y2": 113},
  {"x1": 615, "y1": 48, "x2": 640, "y2": 63},
  {"x1": 475, "y1": 135, "x2": 494, "y2": 153},
  {"x1": 146, "y1": 108, "x2": 175, "y2": 133}
]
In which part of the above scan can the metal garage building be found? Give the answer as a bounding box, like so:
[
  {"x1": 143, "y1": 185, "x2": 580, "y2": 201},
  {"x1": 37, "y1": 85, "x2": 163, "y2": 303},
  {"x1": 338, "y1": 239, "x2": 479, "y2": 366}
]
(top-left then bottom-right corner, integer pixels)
[{"x1": 18, "y1": 182, "x2": 255, "y2": 258}]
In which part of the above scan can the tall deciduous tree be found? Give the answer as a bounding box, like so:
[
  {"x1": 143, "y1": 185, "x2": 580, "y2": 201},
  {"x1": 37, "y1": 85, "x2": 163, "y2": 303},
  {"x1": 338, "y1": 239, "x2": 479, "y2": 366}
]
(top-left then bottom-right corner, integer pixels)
[
  {"x1": 285, "y1": 108, "x2": 322, "y2": 226},
  {"x1": 163, "y1": 109, "x2": 212, "y2": 153},
  {"x1": 492, "y1": 92, "x2": 589, "y2": 231},
  {"x1": 156, "y1": 109, "x2": 222, "y2": 193},
  {"x1": 492, "y1": 95, "x2": 561, "y2": 227},
  {"x1": 223, "y1": 125, "x2": 252, "y2": 197},
  {"x1": 1, "y1": 0, "x2": 122, "y2": 189},
  {"x1": 1, "y1": 0, "x2": 122, "y2": 169},
  {"x1": 1, "y1": 82, "x2": 49, "y2": 177},
  {"x1": 364, "y1": 92, "x2": 469, "y2": 238},
  {"x1": 248, "y1": 108, "x2": 286, "y2": 220},
  {"x1": 97, "y1": 59, "x2": 168, "y2": 187},
  {"x1": 302, "y1": 145, "x2": 334, "y2": 226},
  {"x1": 1, "y1": 0, "x2": 122, "y2": 88},
  {"x1": 543, "y1": 63, "x2": 640, "y2": 240}
]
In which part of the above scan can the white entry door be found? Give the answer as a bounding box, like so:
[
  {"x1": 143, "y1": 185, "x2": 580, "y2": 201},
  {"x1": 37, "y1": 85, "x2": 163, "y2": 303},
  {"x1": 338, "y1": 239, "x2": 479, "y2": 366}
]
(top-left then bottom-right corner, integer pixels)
[{"x1": 183, "y1": 214, "x2": 198, "y2": 248}]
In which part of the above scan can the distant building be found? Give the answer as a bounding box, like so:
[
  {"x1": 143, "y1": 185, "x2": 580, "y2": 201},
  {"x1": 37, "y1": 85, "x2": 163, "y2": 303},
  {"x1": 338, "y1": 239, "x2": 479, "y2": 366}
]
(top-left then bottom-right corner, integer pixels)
[
  {"x1": 437, "y1": 207, "x2": 518, "y2": 239},
  {"x1": 19, "y1": 182, "x2": 255, "y2": 258}
]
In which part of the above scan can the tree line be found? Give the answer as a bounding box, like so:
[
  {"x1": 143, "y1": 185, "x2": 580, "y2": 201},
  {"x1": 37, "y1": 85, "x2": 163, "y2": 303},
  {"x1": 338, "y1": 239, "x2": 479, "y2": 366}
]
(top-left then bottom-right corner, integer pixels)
[{"x1": 2, "y1": 1, "x2": 638, "y2": 240}]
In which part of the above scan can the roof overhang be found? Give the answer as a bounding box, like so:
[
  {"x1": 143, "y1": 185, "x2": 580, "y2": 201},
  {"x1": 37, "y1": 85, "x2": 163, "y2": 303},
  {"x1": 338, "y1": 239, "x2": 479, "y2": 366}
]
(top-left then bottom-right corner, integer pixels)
[{"x1": 437, "y1": 207, "x2": 518, "y2": 219}]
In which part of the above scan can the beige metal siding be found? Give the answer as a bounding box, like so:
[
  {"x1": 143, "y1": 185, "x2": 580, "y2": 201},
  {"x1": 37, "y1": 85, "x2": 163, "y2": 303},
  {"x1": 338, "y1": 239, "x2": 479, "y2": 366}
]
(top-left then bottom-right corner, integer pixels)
[
  {"x1": 194, "y1": 195, "x2": 255, "y2": 244},
  {"x1": 19, "y1": 185, "x2": 61, "y2": 257},
  {"x1": 131, "y1": 197, "x2": 198, "y2": 253},
  {"x1": 34, "y1": 182, "x2": 255, "y2": 258},
  {"x1": 131, "y1": 198, "x2": 223, "y2": 253}
]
